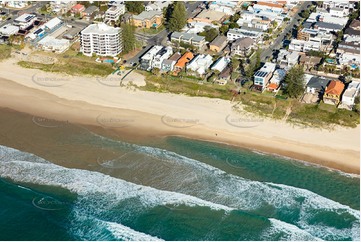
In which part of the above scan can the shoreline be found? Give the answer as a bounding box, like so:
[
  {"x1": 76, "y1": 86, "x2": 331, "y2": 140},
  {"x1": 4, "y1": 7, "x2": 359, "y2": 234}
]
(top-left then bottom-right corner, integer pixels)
[{"x1": 0, "y1": 59, "x2": 359, "y2": 174}]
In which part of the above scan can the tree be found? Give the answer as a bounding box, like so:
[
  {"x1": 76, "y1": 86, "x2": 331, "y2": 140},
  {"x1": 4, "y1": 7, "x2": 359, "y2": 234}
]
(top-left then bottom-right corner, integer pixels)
[
  {"x1": 271, "y1": 21, "x2": 278, "y2": 28},
  {"x1": 167, "y1": 2, "x2": 187, "y2": 32},
  {"x1": 125, "y1": 1, "x2": 144, "y2": 14},
  {"x1": 231, "y1": 57, "x2": 240, "y2": 71},
  {"x1": 229, "y1": 13, "x2": 240, "y2": 22},
  {"x1": 228, "y1": 22, "x2": 239, "y2": 29},
  {"x1": 199, "y1": 27, "x2": 218, "y2": 42},
  {"x1": 122, "y1": 23, "x2": 136, "y2": 54},
  {"x1": 219, "y1": 25, "x2": 229, "y2": 35},
  {"x1": 283, "y1": 65, "x2": 305, "y2": 98}
]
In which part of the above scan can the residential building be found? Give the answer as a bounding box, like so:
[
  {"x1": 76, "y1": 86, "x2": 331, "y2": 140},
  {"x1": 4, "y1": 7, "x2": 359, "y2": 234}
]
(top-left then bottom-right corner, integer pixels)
[
  {"x1": 211, "y1": 57, "x2": 230, "y2": 73},
  {"x1": 161, "y1": 52, "x2": 182, "y2": 72},
  {"x1": 105, "y1": 5, "x2": 125, "y2": 22},
  {"x1": 339, "y1": 82, "x2": 360, "y2": 110},
  {"x1": 187, "y1": 54, "x2": 213, "y2": 76},
  {"x1": 337, "y1": 41, "x2": 360, "y2": 65},
  {"x1": 185, "y1": 22, "x2": 219, "y2": 34},
  {"x1": 83, "y1": 6, "x2": 99, "y2": 20},
  {"x1": 253, "y1": 62, "x2": 276, "y2": 90},
  {"x1": 323, "y1": 80, "x2": 345, "y2": 105},
  {"x1": 145, "y1": 1, "x2": 171, "y2": 12},
  {"x1": 0, "y1": 24, "x2": 19, "y2": 37},
  {"x1": 50, "y1": 1, "x2": 76, "y2": 15},
  {"x1": 174, "y1": 52, "x2": 194, "y2": 75},
  {"x1": 230, "y1": 37, "x2": 255, "y2": 56},
  {"x1": 277, "y1": 50, "x2": 300, "y2": 70},
  {"x1": 0, "y1": 1, "x2": 28, "y2": 8},
  {"x1": 139, "y1": 45, "x2": 163, "y2": 71},
  {"x1": 305, "y1": 76, "x2": 330, "y2": 95},
  {"x1": 314, "y1": 21, "x2": 343, "y2": 33},
  {"x1": 189, "y1": 9, "x2": 227, "y2": 25},
  {"x1": 216, "y1": 66, "x2": 231, "y2": 85},
  {"x1": 209, "y1": 36, "x2": 228, "y2": 53},
  {"x1": 329, "y1": 7, "x2": 349, "y2": 17},
  {"x1": 252, "y1": 1, "x2": 286, "y2": 14},
  {"x1": 13, "y1": 13, "x2": 37, "y2": 30},
  {"x1": 171, "y1": 32, "x2": 206, "y2": 49},
  {"x1": 227, "y1": 27, "x2": 263, "y2": 41},
  {"x1": 71, "y1": 3, "x2": 85, "y2": 14},
  {"x1": 152, "y1": 46, "x2": 173, "y2": 69},
  {"x1": 322, "y1": 1, "x2": 355, "y2": 13},
  {"x1": 132, "y1": 11, "x2": 163, "y2": 29},
  {"x1": 267, "y1": 68, "x2": 286, "y2": 92},
  {"x1": 296, "y1": 28, "x2": 333, "y2": 52},
  {"x1": 299, "y1": 54, "x2": 322, "y2": 71},
  {"x1": 37, "y1": 36, "x2": 70, "y2": 53},
  {"x1": 80, "y1": 23, "x2": 122, "y2": 57},
  {"x1": 208, "y1": 0, "x2": 239, "y2": 15}
]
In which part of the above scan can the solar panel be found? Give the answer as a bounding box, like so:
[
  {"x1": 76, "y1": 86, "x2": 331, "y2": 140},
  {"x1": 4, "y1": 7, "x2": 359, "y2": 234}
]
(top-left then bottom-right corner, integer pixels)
[
  {"x1": 34, "y1": 29, "x2": 43, "y2": 35},
  {"x1": 255, "y1": 71, "x2": 267, "y2": 77}
]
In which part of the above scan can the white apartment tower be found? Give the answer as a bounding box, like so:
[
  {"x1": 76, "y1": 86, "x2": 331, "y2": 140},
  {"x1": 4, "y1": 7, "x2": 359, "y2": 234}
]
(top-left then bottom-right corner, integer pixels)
[{"x1": 80, "y1": 23, "x2": 122, "y2": 57}]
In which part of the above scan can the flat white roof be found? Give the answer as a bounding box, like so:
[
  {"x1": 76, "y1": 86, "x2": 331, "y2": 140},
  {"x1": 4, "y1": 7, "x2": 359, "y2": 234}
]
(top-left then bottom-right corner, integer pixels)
[
  {"x1": 0, "y1": 24, "x2": 19, "y2": 35},
  {"x1": 15, "y1": 13, "x2": 36, "y2": 23},
  {"x1": 81, "y1": 23, "x2": 120, "y2": 35},
  {"x1": 38, "y1": 35, "x2": 69, "y2": 47},
  {"x1": 44, "y1": 17, "x2": 62, "y2": 30}
]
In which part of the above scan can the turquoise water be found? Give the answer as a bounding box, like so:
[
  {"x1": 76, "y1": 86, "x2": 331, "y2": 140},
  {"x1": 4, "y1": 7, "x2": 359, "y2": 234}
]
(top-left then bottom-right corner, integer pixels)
[{"x1": 0, "y1": 128, "x2": 360, "y2": 240}]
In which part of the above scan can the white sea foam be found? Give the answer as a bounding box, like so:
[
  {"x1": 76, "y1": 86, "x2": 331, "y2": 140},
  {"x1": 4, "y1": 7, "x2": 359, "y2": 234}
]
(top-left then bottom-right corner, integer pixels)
[
  {"x1": 106, "y1": 221, "x2": 163, "y2": 241},
  {"x1": 0, "y1": 145, "x2": 359, "y2": 241}
]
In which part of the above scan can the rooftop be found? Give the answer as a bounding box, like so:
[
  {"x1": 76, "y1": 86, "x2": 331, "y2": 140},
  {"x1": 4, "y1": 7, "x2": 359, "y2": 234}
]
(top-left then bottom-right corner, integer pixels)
[
  {"x1": 210, "y1": 35, "x2": 227, "y2": 47},
  {"x1": 175, "y1": 52, "x2": 194, "y2": 68},
  {"x1": 81, "y1": 23, "x2": 120, "y2": 35},
  {"x1": 325, "y1": 80, "x2": 345, "y2": 96},
  {"x1": 307, "y1": 76, "x2": 330, "y2": 89},
  {"x1": 343, "y1": 82, "x2": 360, "y2": 98},
  {"x1": 14, "y1": 13, "x2": 36, "y2": 23},
  {"x1": 133, "y1": 10, "x2": 162, "y2": 21}
]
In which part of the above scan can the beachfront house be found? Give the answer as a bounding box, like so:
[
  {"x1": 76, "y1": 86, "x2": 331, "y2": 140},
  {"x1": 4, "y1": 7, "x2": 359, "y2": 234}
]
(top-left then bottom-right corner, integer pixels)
[
  {"x1": 277, "y1": 50, "x2": 300, "y2": 70},
  {"x1": 253, "y1": 62, "x2": 276, "y2": 91},
  {"x1": 211, "y1": 57, "x2": 230, "y2": 73},
  {"x1": 173, "y1": 52, "x2": 194, "y2": 75},
  {"x1": 227, "y1": 27, "x2": 263, "y2": 42},
  {"x1": 139, "y1": 45, "x2": 163, "y2": 71},
  {"x1": 323, "y1": 80, "x2": 345, "y2": 105},
  {"x1": 187, "y1": 54, "x2": 213, "y2": 76},
  {"x1": 339, "y1": 81, "x2": 360, "y2": 110},
  {"x1": 266, "y1": 68, "x2": 286, "y2": 92},
  {"x1": 152, "y1": 46, "x2": 173, "y2": 69},
  {"x1": 161, "y1": 52, "x2": 182, "y2": 72}
]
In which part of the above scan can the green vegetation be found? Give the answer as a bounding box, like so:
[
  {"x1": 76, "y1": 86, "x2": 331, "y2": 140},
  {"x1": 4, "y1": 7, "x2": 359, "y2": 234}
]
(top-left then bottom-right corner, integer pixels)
[
  {"x1": 0, "y1": 45, "x2": 12, "y2": 61},
  {"x1": 167, "y1": 2, "x2": 187, "y2": 32},
  {"x1": 283, "y1": 65, "x2": 305, "y2": 98},
  {"x1": 198, "y1": 27, "x2": 218, "y2": 42},
  {"x1": 233, "y1": 90, "x2": 359, "y2": 128},
  {"x1": 122, "y1": 23, "x2": 137, "y2": 54},
  {"x1": 138, "y1": 70, "x2": 232, "y2": 99},
  {"x1": 18, "y1": 49, "x2": 113, "y2": 76},
  {"x1": 245, "y1": 50, "x2": 261, "y2": 79},
  {"x1": 219, "y1": 25, "x2": 229, "y2": 35},
  {"x1": 138, "y1": 25, "x2": 165, "y2": 35},
  {"x1": 125, "y1": 1, "x2": 145, "y2": 14}
]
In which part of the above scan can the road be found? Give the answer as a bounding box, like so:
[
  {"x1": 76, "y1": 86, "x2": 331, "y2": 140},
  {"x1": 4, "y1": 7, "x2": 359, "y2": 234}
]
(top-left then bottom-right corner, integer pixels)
[
  {"x1": 128, "y1": 1, "x2": 201, "y2": 64},
  {"x1": 260, "y1": 1, "x2": 311, "y2": 62}
]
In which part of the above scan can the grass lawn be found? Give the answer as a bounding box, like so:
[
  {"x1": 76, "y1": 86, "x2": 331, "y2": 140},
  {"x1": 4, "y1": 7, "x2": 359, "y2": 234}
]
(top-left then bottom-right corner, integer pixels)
[
  {"x1": 0, "y1": 45, "x2": 12, "y2": 61},
  {"x1": 136, "y1": 25, "x2": 165, "y2": 35}
]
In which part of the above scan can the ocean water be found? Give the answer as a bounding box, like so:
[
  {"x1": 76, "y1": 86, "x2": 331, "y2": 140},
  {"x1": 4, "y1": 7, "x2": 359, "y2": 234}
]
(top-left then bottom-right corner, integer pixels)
[{"x1": 0, "y1": 126, "x2": 360, "y2": 241}]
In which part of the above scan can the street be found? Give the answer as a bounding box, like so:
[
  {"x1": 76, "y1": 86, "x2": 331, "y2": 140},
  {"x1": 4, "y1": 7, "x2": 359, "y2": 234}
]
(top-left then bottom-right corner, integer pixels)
[{"x1": 260, "y1": 1, "x2": 311, "y2": 62}]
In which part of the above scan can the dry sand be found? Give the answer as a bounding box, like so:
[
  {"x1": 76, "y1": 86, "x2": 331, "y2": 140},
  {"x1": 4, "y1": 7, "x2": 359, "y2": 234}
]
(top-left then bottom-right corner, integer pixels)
[{"x1": 0, "y1": 59, "x2": 359, "y2": 173}]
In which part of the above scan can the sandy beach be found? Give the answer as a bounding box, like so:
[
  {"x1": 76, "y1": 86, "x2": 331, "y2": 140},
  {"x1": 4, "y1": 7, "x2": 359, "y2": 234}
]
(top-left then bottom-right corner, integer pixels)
[{"x1": 0, "y1": 58, "x2": 359, "y2": 173}]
